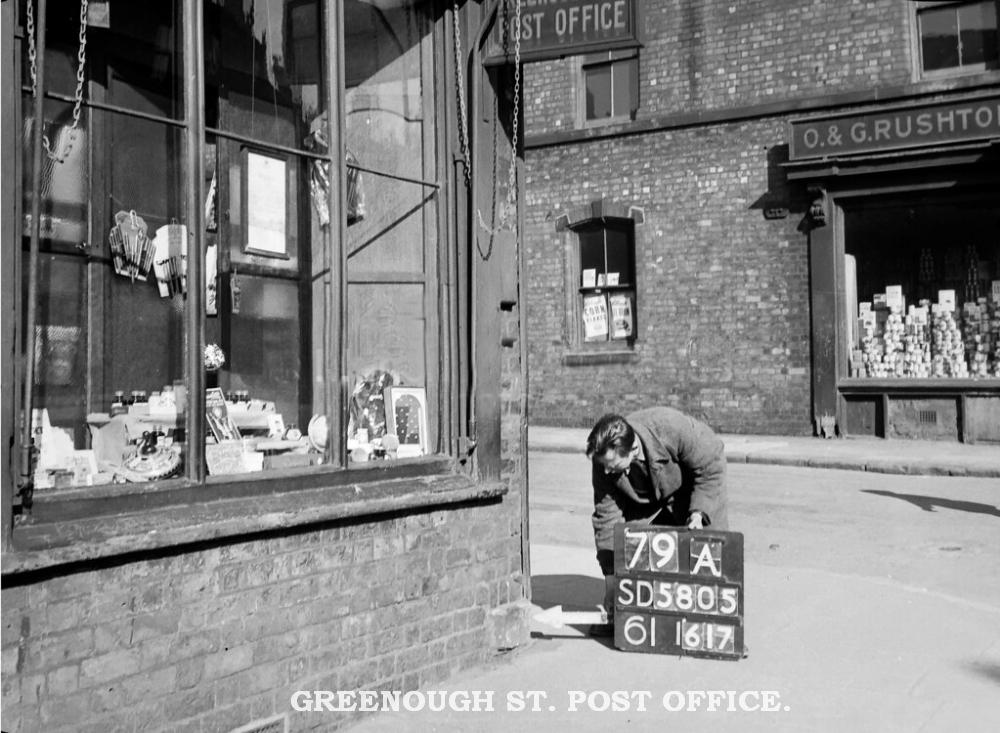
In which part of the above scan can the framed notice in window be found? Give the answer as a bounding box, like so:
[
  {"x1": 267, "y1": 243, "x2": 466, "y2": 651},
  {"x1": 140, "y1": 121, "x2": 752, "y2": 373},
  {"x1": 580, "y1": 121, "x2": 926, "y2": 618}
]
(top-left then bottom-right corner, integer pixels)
[
  {"x1": 242, "y1": 148, "x2": 289, "y2": 258},
  {"x1": 385, "y1": 386, "x2": 428, "y2": 458}
]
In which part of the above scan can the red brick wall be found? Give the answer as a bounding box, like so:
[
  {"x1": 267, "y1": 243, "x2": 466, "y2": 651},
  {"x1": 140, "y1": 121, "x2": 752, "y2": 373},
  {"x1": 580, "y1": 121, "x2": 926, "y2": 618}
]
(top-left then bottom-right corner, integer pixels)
[{"x1": 2, "y1": 503, "x2": 525, "y2": 732}]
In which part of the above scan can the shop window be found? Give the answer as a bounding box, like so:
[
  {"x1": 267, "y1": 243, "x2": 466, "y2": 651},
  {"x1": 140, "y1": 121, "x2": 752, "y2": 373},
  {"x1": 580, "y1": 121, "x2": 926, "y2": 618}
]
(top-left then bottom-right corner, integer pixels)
[
  {"x1": 916, "y1": 0, "x2": 999, "y2": 76},
  {"x1": 581, "y1": 50, "x2": 639, "y2": 124},
  {"x1": 575, "y1": 219, "x2": 637, "y2": 345},
  {"x1": 19, "y1": 0, "x2": 449, "y2": 496},
  {"x1": 843, "y1": 194, "x2": 1000, "y2": 380}
]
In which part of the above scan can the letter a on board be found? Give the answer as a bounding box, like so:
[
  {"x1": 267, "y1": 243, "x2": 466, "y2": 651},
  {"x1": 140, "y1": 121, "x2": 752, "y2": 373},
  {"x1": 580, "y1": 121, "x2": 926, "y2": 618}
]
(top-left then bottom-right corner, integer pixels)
[{"x1": 690, "y1": 539, "x2": 722, "y2": 577}]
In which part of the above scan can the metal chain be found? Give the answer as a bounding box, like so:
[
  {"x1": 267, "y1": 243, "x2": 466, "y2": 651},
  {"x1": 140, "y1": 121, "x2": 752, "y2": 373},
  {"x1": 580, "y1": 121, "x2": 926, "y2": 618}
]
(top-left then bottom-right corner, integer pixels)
[
  {"x1": 506, "y1": 0, "x2": 521, "y2": 220},
  {"x1": 26, "y1": 0, "x2": 89, "y2": 164},
  {"x1": 452, "y1": 1, "x2": 471, "y2": 189},
  {"x1": 475, "y1": 0, "x2": 522, "y2": 247},
  {"x1": 495, "y1": 0, "x2": 520, "y2": 232},
  {"x1": 26, "y1": 0, "x2": 37, "y2": 96}
]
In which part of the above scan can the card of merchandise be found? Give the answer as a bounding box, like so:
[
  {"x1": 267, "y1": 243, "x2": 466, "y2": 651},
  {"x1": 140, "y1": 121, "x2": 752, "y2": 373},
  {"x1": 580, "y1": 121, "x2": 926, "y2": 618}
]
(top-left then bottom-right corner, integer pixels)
[{"x1": 885, "y1": 285, "x2": 903, "y2": 309}]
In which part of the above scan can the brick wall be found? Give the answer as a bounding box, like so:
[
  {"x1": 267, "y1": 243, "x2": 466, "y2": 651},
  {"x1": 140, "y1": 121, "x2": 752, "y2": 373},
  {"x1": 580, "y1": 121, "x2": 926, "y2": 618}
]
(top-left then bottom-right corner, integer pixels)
[
  {"x1": 525, "y1": 117, "x2": 811, "y2": 432},
  {"x1": 2, "y1": 303, "x2": 528, "y2": 733},
  {"x1": 526, "y1": 0, "x2": 912, "y2": 136},
  {"x1": 2, "y1": 501, "x2": 525, "y2": 733},
  {"x1": 519, "y1": 0, "x2": 979, "y2": 433}
]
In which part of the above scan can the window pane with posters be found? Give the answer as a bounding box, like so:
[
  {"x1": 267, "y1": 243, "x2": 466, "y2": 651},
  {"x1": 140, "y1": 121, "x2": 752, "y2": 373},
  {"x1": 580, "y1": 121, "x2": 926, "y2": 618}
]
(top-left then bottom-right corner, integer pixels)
[
  {"x1": 22, "y1": 0, "x2": 190, "y2": 490},
  {"x1": 202, "y1": 0, "x2": 330, "y2": 475}
]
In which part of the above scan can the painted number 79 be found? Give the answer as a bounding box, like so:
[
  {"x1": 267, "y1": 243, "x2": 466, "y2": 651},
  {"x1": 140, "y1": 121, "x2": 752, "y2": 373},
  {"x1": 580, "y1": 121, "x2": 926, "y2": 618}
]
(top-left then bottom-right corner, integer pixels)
[{"x1": 624, "y1": 528, "x2": 679, "y2": 572}]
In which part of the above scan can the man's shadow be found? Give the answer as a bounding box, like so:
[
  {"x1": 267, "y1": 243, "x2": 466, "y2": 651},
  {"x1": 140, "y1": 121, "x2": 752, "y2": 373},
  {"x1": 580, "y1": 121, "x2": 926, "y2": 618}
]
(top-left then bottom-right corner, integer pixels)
[{"x1": 862, "y1": 489, "x2": 1000, "y2": 518}]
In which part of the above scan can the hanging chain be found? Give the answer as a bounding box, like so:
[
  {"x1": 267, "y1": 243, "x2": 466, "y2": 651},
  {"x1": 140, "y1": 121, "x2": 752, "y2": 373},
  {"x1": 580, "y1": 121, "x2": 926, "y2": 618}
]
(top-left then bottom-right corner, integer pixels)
[
  {"x1": 452, "y1": 1, "x2": 471, "y2": 189},
  {"x1": 27, "y1": 0, "x2": 89, "y2": 164},
  {"x1": 474, "y1": 0, "x2": 522, "y2": 253},
  {"x1": 26, "y1": 0, "x2": 38, "y2": 96},
  {"x1": 504, "y1": 0, "x2": 521, "y2": 227}
]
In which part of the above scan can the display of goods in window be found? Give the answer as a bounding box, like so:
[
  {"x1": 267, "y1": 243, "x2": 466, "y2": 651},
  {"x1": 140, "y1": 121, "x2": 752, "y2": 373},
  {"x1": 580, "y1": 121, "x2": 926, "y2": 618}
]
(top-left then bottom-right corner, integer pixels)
[{"x1": 854, "y1": 283, "x2": 1000, "y2": 379}]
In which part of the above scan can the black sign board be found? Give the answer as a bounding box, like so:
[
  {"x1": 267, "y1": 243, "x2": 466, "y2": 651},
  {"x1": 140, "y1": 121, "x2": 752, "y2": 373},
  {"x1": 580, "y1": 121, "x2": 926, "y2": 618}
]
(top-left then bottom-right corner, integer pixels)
[
  {"x1": 613, "y1": 523, "x2": 745, "y2": 660},
  {"x1": 484, "y1": 0, "x2": 639, "y2": 66}
]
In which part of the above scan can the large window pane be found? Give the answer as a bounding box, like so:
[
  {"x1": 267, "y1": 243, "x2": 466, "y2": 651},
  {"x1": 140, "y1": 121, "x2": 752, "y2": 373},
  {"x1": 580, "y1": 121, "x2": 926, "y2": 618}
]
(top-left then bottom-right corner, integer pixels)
[
  {"x1": 844, "y1": 196, "x2": 1000, "y2": 380},
  {"x1": 611, "y1": 59, "x2": 634, "y2": 118},
  {"x1": 206, "y1": 0, "x2": 323, "y2": 150},
  {"x1": 203, "y1": 0, "x2": 329, "y2": 475},
  {"x1": 920, "y1": 6, "x2": 960, "y2": 71},
  {"x1": 959, "y1": 1, "x2": 999, "y2": 65},
  {"x1": 22, "y1": 2, "x2": 189, "y2": 491},
  {"x1": 585, "y1": 64, "x2": 612, "y2": 120},
  {"x1": 344, "y1": 0, "x2": 437, "y2": 461}
]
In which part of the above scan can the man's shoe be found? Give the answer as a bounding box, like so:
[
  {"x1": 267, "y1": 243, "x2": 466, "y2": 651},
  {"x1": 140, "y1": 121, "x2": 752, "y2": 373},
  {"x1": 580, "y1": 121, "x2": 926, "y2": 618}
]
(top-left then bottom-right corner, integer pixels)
[{"x1": 588, "y1": 623, "x2": 614, "y2": 637}]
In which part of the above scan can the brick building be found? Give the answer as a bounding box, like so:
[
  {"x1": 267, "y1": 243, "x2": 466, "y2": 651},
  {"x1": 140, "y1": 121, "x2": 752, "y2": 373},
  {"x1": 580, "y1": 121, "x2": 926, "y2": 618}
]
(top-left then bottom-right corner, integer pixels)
[
  {"x1": 522, "y1": 0, "x2": 1000, "y2": 440},
  {"x1": 3, "y1": 1, "x2": 529, "y2": 731}
]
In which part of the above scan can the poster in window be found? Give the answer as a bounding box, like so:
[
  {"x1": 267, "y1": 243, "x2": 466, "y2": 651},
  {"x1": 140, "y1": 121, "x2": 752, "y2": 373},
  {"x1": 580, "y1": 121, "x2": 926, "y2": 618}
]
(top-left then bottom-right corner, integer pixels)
[
  {"x1": 583, "y1": 294, "x2": 609, "y2": 341},
  {"x1": 610, "y1": 294, "x2": 633, "y2": 339},
  {"x1": 205, "y1": 387, "x2": 241, "y2": 443},
  {"x1": 243, "y1": 149, "x2": 288, "y2": 257},
  {"x1": 385, "y1": 386, "x2": 428, "y2": 458}
]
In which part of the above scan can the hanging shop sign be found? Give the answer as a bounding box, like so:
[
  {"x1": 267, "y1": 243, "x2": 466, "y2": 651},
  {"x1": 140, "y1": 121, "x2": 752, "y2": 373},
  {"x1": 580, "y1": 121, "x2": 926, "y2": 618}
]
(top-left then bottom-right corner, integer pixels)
[
  {"x1": 484, "y1": 0, "x2": 638, "y2": 65},
  {"x1": 789, "y1": 93, "x2": 1000, "y2": 161},
  {"x1": 613, "y1": 523, "x2": 745, "y2": 660}
]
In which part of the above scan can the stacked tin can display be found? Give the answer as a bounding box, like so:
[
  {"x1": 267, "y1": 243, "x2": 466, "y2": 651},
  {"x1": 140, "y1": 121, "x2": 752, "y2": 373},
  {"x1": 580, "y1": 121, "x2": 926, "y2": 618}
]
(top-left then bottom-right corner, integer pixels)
[{"x1": 854, "y1": 283, "x2": 1000, "y2": 379}]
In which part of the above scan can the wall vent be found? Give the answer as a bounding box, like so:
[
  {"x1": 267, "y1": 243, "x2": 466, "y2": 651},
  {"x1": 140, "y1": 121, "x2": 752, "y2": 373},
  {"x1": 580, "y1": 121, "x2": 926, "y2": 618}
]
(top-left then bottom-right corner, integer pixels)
[
  {"x1": 228, "y1": 714, "x2": 287, "y2": 733},
  {"x1": 918, "y1": 410, "x2": 938, "y2": 424}
]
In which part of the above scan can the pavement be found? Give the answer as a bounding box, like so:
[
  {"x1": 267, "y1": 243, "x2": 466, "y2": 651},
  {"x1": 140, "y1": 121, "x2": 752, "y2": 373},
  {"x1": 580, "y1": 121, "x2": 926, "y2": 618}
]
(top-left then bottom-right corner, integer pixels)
[
  {"x1": 528, "y1": 425, "x2": 1000, "y2": 478},
  {"x1": 346, "y1": 533, "x2": 1000, "y2": 733},
  {"x1": 340, "y1": 431, "x2": 1000, "y2": 733}
]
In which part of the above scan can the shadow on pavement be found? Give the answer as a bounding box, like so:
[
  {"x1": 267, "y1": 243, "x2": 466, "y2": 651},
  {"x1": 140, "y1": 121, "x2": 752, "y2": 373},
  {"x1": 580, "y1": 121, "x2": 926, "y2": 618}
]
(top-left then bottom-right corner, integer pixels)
[
  {"x1": 531, "y1": 574, "x2": 603, "y2": 611},
  {"x1": 965, "y1": 660, "x2": 1000, "y2": 686},
  {"x1": 861, "y1": 490, "x2": 1000, "y2": 518}
]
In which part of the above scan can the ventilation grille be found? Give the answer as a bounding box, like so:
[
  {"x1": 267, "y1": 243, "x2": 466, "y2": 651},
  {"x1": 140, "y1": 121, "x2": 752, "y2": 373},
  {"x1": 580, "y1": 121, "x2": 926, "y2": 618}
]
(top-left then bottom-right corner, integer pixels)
[
  {"x1": 228, "y1": 714, "x2": 287, "y2": 733},
  {"x1": 919, "y1": 410, "x2": 938, "y2": 425}
]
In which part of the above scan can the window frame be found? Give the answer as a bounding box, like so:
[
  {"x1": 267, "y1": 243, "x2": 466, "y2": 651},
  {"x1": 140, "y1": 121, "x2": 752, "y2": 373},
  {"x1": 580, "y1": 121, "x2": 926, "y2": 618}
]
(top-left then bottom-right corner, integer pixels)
[
  {"x1": 578, "y1": 48, "x2": 640, "y2": 128},
  {"x1": 556, "y1": 203, "x2": 643, "y2": 357},
  {"x1": 911, "y1": 0, "x2": 1000, "y2": 80},
  {"x1": 9, "y1": 0, "x2": 464, "y2": 531}
]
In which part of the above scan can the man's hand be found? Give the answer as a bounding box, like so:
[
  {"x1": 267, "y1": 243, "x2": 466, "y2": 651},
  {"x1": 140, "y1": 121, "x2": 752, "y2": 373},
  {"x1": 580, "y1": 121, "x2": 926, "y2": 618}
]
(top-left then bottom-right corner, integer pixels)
[{"x1": 686, "y1": 511, "x2": 705, "y2": 529}]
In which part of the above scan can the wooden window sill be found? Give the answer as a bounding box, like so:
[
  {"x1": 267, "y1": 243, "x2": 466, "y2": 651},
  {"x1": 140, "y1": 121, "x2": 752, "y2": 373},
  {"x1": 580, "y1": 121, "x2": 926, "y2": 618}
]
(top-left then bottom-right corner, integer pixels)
[{"x1": 3, "y1": 468, "x2": 505, "y2": 576}]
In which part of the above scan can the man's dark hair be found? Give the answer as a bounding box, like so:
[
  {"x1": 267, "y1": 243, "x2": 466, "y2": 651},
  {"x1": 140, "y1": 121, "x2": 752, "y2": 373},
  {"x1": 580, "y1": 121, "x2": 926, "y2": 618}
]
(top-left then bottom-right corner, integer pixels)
[{"x1": 586, "y1": 413, "x2": 634, "y2": 459}]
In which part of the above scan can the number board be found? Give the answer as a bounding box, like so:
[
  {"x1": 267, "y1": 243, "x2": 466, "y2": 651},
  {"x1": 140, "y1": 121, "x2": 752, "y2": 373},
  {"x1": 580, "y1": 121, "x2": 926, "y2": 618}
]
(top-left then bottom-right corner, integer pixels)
[{"x1": 612, "y1": 523, "x2": 745, "y2": 660}]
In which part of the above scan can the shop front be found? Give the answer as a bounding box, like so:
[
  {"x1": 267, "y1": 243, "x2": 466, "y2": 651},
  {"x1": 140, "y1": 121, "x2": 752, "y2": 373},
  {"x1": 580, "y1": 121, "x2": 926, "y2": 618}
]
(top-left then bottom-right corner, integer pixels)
[
  {"x1": 787, "y1": 92, "x2": 1000, "y2": 442},
  {"x1": 2, "y1": 1, "x2": 530, "y2": 730}
]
